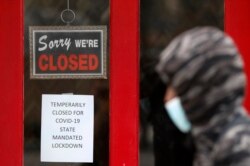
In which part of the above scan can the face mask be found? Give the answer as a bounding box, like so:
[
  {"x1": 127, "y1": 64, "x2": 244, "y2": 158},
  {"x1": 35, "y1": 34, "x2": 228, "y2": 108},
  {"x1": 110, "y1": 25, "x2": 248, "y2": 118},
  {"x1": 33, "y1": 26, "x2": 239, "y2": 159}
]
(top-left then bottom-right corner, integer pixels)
[{"x1": 164, "y1": 97, "x2": 192, "y2": 133}]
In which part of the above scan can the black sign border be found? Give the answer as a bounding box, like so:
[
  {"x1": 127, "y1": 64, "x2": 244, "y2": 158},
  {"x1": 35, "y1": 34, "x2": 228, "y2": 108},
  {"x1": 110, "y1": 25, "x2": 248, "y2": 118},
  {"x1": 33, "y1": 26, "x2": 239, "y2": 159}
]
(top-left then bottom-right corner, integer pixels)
[{"x1": 29, "y1": 26, "x2": 107, "y2": 79}]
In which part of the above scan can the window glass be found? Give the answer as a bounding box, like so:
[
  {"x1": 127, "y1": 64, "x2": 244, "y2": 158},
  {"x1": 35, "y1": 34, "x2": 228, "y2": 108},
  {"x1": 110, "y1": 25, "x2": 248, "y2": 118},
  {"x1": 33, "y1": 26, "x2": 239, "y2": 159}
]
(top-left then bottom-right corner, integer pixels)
[
  {"x1": 24, "y1": 1, "x2": 109, "y2": 166},
  {"x1": 140, "y1": 1, "x2": 224, "y2": 165}
]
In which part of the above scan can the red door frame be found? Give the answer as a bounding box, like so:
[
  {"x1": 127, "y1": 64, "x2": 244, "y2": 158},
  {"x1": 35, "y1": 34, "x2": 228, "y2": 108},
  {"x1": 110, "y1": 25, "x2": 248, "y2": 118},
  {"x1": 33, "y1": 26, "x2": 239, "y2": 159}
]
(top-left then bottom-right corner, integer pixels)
[
  {"x1": 0, "y1": 0, "x2": 139, "y2": 165},
  {"x1": 0, "y1": 1, "x2": 24, "y2": 165},
  {"x1": 110, "y1": 0, "x2": 139, "y2": 165},
  {"x1": 0, "y1": 0, "x2": 249, "y2": 166},
  {"x1": 225, "y1": 0, "x2": 250, "y2": 111}
]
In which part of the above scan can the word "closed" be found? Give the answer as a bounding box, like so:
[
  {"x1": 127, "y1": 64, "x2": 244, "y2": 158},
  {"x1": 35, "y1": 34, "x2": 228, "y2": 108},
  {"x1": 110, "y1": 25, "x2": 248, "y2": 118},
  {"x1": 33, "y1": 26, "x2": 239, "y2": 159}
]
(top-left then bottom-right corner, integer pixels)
[{"x1": 38, "y1": 54, "x2": 99, "y2": 72}]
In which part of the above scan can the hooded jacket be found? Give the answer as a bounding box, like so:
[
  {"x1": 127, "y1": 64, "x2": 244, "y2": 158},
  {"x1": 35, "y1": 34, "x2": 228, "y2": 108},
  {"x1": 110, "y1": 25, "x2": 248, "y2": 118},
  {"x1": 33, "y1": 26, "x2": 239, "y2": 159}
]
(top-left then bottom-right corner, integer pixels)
[{"x1": 156, "y1": 27, "x2": 250, "y2": 166}]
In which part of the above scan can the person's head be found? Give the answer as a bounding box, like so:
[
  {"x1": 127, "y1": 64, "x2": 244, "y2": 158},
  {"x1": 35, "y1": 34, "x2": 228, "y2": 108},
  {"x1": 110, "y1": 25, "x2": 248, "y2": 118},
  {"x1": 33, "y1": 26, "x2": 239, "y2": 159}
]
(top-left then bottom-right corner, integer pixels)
[{"x1": 156, "y1": 27, "x2": 246, "y2": 127}]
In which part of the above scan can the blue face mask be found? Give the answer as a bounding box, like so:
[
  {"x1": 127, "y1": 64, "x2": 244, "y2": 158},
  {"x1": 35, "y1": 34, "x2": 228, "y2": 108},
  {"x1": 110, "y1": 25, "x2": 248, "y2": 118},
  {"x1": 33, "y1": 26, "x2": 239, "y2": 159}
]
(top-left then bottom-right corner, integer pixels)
[{"x1": 164, "y1": 97, "x2": 192, "y2": 133}]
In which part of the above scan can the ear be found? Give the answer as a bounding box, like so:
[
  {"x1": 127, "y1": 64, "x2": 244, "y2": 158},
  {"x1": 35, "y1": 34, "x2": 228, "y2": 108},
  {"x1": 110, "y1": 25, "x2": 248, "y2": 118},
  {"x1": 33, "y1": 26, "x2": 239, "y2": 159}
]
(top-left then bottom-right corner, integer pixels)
[{"x1": 164, "y1": 86, "x2": 177, "y2": 103}]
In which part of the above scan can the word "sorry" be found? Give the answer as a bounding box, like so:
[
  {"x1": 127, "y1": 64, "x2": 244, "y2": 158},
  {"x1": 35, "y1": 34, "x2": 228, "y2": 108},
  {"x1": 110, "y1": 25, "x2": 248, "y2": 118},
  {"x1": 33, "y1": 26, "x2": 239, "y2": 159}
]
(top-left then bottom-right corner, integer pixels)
[{"x1": 38, "y1": 35, "x2": 71, "y2": 51}]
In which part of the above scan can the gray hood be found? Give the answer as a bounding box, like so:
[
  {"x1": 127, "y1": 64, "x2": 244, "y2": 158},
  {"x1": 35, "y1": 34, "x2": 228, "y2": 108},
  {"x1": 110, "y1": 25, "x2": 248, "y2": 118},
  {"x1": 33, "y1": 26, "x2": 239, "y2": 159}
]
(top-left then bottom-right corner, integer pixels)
[{"x1": 156, "y1": 27, "x2": 246, "y2": 125}]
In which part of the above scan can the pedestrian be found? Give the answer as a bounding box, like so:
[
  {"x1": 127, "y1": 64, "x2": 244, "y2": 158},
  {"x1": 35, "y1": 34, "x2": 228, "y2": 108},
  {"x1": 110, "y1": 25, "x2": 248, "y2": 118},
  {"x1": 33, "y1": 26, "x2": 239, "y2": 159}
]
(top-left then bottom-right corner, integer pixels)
[{"x1": 156, "y1": 27, "x2": 250, "y2": 166}]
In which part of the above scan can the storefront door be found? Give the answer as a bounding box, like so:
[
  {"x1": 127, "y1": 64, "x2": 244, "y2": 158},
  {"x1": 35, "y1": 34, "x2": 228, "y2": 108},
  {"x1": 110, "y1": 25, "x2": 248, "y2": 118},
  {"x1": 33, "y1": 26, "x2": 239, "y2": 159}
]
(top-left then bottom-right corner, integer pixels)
[
  {"x1": 0, "y1": 0, "x2": 250, "y2": 166},
  {"x1": 0, "y1": 0, "x2": 138, "y2": 166}
]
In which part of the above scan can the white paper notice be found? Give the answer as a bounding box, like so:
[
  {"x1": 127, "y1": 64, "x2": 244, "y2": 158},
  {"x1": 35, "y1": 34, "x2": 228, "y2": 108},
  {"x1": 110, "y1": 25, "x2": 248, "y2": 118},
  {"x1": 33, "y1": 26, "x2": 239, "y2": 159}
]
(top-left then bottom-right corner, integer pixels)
[{"x1": 41, "y1": 94, "x2": 94, "y2": 163}]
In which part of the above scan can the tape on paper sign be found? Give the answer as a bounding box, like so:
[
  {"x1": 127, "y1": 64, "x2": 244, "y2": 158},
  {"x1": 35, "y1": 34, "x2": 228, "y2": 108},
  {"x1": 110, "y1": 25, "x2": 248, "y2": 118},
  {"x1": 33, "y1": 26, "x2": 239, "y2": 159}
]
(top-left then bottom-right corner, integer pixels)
[
  {"x1": 41, "y1": 94, "x2": 94, "y2": 163},
  {"x1": 29, "y1": 26, "x2": 107, "y2": 79}
]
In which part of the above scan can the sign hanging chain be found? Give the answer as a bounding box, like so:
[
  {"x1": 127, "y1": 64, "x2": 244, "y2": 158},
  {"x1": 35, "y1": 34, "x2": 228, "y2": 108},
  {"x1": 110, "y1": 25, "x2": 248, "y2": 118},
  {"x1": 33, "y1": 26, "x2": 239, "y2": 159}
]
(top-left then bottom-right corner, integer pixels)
[
  {"x1": 67, "y1": 0, "x2": 69, "y2": 10},
  {"x1": 61, "y1": 0, "x2": 76, "y2": 25}
]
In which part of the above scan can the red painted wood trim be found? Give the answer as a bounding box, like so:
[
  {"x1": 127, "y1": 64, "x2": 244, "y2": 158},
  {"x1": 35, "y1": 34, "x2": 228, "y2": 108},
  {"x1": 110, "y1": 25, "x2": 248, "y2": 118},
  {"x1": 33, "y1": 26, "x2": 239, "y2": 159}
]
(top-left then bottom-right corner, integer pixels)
[
  {"x1": 110, "y1": 0, "x2": 139, "y2": 165},
  {"x1": 0, "y1": 0, "x2": 23, "y2": 165},
  {"x1": 225, "y1": 0, "x2": 250, "y2": 111}
]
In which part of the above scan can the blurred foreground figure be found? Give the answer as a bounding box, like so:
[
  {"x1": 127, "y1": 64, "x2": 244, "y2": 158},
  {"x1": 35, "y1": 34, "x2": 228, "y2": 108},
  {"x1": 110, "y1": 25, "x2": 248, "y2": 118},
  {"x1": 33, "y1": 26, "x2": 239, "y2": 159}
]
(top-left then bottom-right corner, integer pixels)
[{"x1": 156, "y1": 27, "x2": 250, "y2": 166}]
